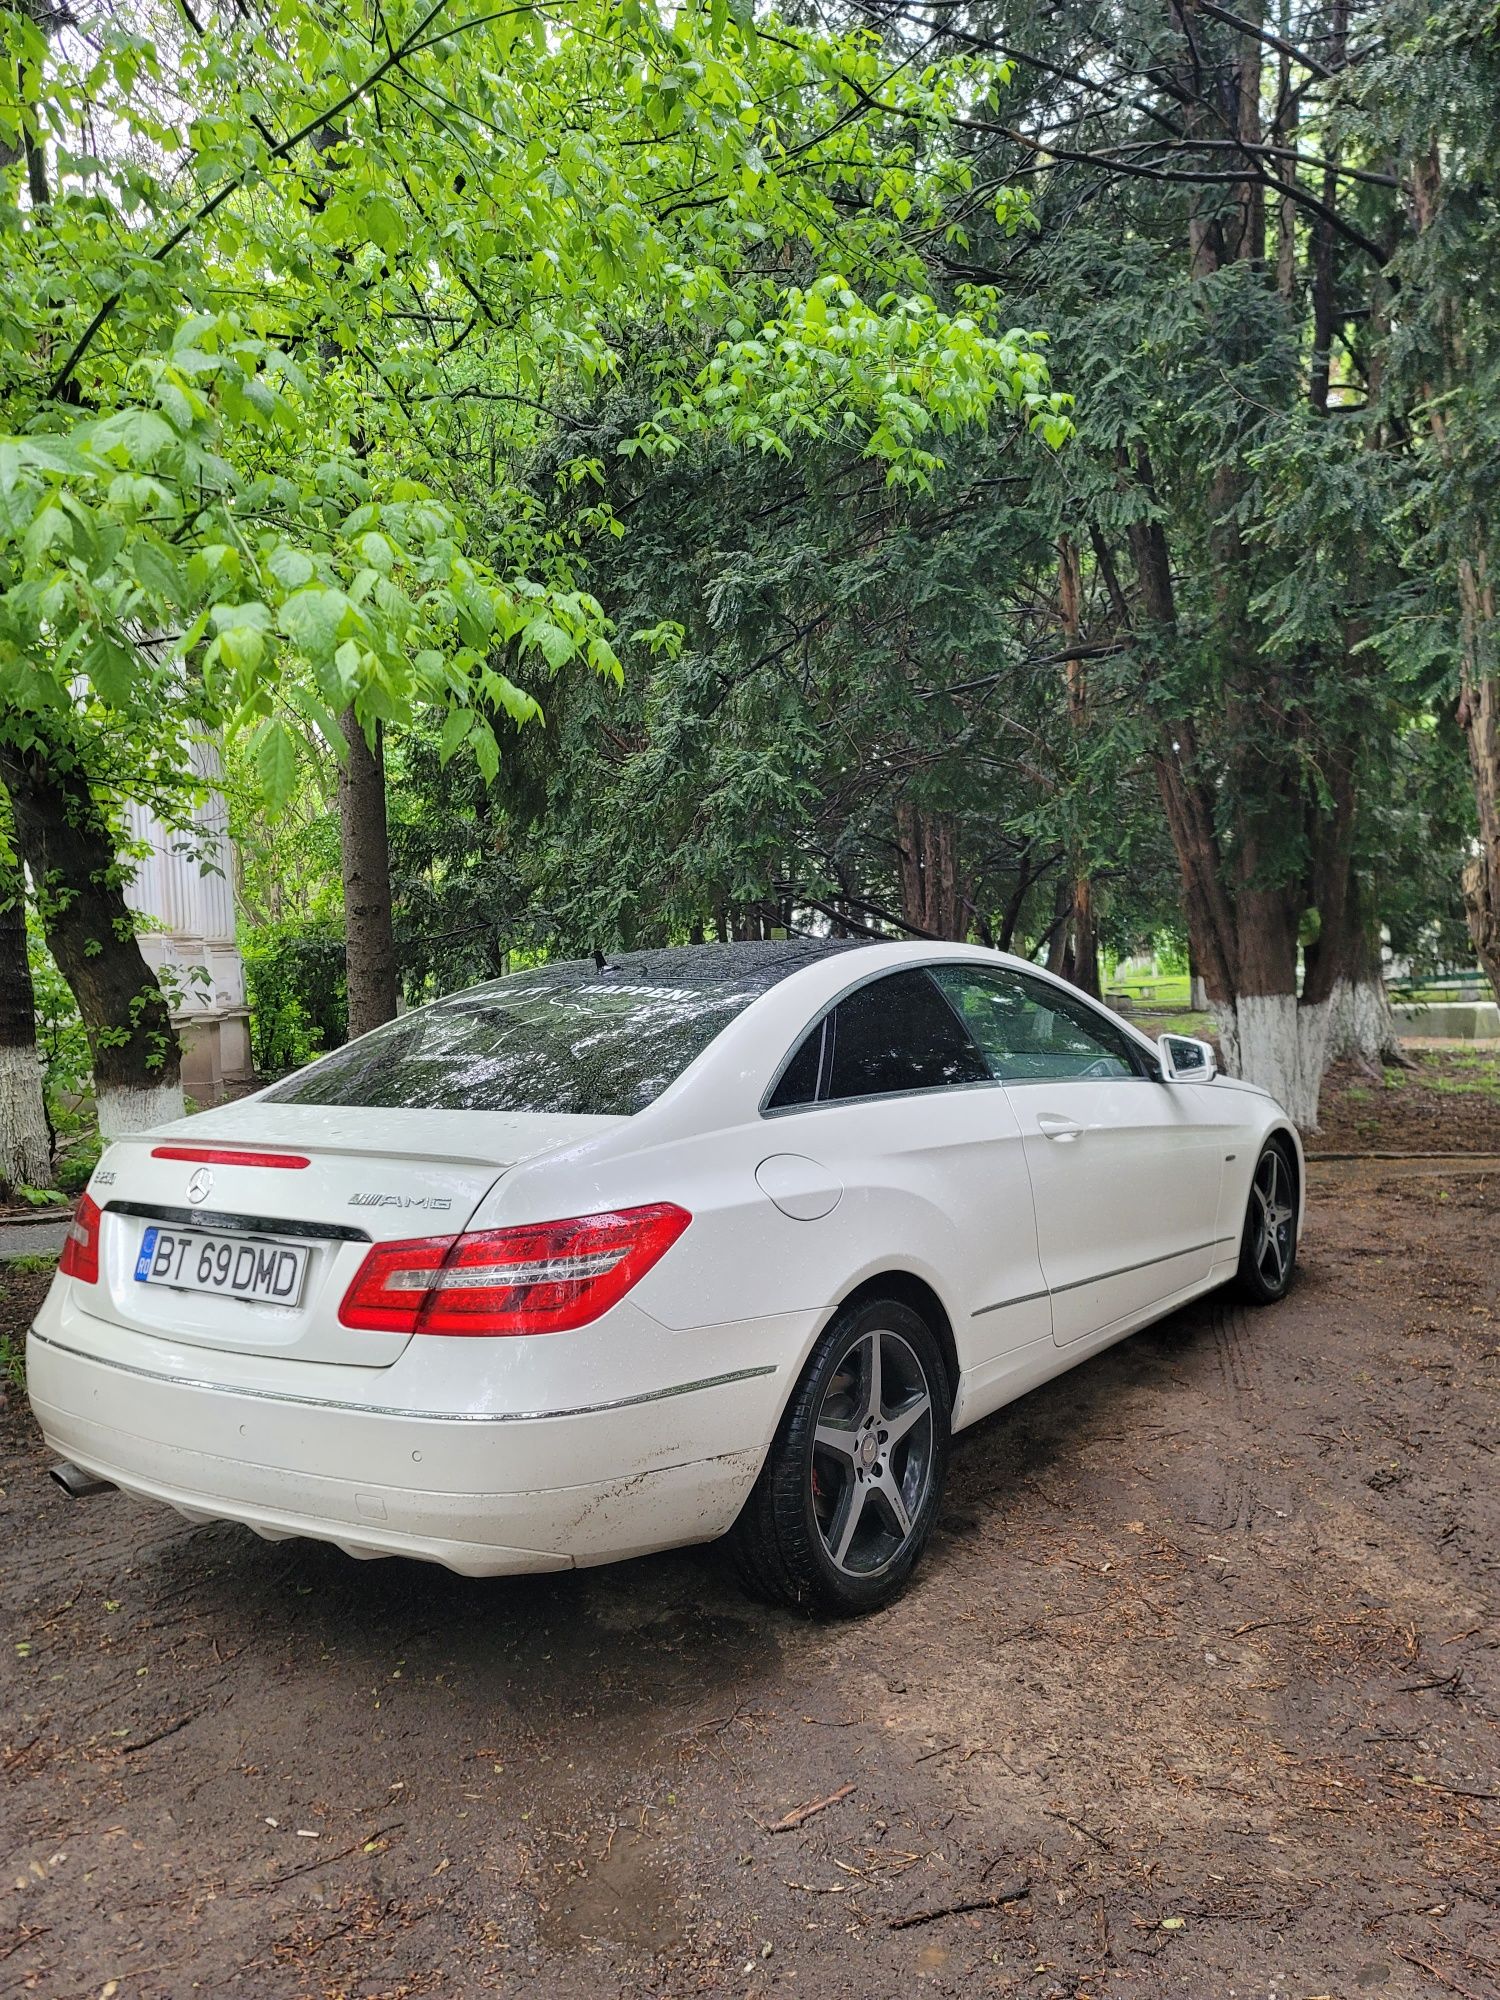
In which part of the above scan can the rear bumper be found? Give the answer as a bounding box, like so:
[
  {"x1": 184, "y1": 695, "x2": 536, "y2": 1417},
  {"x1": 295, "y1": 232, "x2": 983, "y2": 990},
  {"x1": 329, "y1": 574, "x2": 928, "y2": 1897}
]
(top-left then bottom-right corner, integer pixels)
[{"x1": 26, "y1": 1324, "x2": 779, "y2": 1578}]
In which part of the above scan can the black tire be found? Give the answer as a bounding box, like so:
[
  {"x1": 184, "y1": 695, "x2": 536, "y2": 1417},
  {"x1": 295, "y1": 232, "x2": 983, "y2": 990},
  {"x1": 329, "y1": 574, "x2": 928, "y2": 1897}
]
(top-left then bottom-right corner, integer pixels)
[
  {"x1": 727, "y1": 1296, "x2": 951, "y2": 1616},
  {"x1": 1235, "y1": 1137, "x2": 1299, "y2": 1305}
]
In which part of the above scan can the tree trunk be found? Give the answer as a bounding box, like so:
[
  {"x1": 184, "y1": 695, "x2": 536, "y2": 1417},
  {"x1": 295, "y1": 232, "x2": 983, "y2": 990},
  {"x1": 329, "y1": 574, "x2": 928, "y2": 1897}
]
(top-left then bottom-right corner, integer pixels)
[
  {"x1": 0, "y1": 850, "x2": 52, "y2": 1191},
  {"x1": 1313, "y1": 857, "x2": 1408, "y2": 1069},
  {"x1": 1307, "y1": 0, "x2": 1349, "y2": 414},
  {"x1": 895, "y1": 803, "x2": 968, "y2": 940},
  {"x1": 1409, "y1": 150, "x2": 1500, "y2": 1001},
  {"x1": 1044, "y1": 874, "x2": 1073, "y2": 975},
  {"x1": 338, "y1": 708, "x2": 400, "y2": 1040},
  {"x1": 1326, "y1": 946, "x2": 1406, "y2": 1068},
  {"x1": 1209, "y1": 991, "x2": 1334, "y2": 1131},
  {"x1": 1127, "y1": 559, "x2": 1345, "y2": 1127},
  {"x1": 1057, "y1": 534, "x2": 1101, "y2": 997},
  {"x1": 0, "y1": 742, "x2": 183, "y2": 1137},
  {"x1": 1457, "y1": 560, "x2": 1500, "y2": 999}
]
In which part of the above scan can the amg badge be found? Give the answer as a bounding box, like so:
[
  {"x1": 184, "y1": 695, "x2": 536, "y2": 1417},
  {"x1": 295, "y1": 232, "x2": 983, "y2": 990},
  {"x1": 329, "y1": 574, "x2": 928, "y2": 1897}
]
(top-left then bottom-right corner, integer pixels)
[{"x1": 348, "y1": 1193, "x2": 453, "y2": 1211}]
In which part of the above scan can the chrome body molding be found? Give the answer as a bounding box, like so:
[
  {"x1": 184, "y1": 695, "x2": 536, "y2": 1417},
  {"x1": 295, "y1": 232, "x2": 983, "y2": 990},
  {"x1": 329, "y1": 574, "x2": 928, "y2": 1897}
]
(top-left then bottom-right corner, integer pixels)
[
  {"x1": 973, "y1": 1237, "x2": 1238, "y2": 1317},
  {"x1": 26, "y1": 1328, "x2": 776, "y2": 1424}
]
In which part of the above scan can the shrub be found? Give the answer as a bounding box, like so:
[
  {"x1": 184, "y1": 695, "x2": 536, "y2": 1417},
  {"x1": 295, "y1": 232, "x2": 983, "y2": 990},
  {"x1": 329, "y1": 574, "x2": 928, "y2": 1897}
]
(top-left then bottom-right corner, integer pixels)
[
  {"x1": 55, "y1": 1135, "x2": 104, "y2": 1196},
  {"x1": 242, "y1": 919, "x2": 347, "y2": 1076}
]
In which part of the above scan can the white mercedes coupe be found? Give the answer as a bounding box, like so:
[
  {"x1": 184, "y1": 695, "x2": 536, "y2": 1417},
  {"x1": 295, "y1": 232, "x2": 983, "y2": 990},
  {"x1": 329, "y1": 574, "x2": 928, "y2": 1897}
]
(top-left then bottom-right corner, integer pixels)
[{"x1": 29, "y1": 940, "x2": 1303, "y2": 1613}]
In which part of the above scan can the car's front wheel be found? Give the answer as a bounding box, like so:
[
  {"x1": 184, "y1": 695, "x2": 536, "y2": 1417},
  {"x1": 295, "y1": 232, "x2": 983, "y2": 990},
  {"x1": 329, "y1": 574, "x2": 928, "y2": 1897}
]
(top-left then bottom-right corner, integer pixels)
[
  {"x1": 1236, "y1": 1138, "x2": 1299, "y2": 1304},
  {"x1": 728, "y1": 1296, "x2": 951, "y2": 1615}
]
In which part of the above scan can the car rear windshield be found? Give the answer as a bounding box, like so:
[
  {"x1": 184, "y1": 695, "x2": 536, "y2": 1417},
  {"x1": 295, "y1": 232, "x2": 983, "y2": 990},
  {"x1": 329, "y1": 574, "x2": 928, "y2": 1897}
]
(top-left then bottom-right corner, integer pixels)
[{"x1": 261, "y1": 944, "x2": 858, "y2": 1118}]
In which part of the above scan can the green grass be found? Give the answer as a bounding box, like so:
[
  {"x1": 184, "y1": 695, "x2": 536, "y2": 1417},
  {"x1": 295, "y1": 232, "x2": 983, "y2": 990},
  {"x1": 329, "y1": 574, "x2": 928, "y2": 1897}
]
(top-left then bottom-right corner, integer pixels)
[
  {"x1": 0, "y1": 1256, "x2": 54, "y2": 1390},
  {"x1": 1134, "y1": 1009, "x2": 1217, "y2": 1040},
  {"x1": 1427, "y1": 1069, "x2": 1500, "y2": 1099},
  {"x1": 1107, "y1": 971, "x2": 1193, "y2": 1008}
]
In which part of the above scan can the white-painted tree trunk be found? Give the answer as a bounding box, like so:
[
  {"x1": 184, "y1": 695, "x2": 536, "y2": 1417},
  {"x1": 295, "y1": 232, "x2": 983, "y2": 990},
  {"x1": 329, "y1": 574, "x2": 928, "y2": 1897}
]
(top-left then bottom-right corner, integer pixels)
[
  {"x1": 1211, "y1": 992, "x2": 1333, "y2": 1130},
  {"x1": 1325, "y1": 976, "x2": 1405, "y2": 1066},
  {"x1": 0, "y1": 1042, "x2": 52, "y2": 1189},
  {"x1": 96, "y1": 1080, "x2": 185, "y2": 1141}
]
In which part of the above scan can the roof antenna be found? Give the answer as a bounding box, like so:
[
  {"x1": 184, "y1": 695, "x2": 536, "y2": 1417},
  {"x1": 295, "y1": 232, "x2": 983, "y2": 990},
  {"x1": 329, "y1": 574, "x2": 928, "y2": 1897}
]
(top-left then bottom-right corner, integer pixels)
[{"x1": 593, "y1": 948, "x2": 608, "y2": 972}]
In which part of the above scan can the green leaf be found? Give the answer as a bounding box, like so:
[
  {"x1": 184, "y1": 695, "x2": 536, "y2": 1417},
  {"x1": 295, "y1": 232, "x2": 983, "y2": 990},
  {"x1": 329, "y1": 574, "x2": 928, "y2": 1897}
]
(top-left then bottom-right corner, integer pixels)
[
  {"x1": 253, "y1": 717, "x2": 298, "y2": 809},
  {"x1": 211, "y1": 601, "x2": 273, "y2": 634},
  {"x1": 437, "y1": 704, "x2": 473, "y2": 766},
  {"x1": 277, "y1": 587, "x2": 351, "y2": 664},
  {"x1": 268, "y1": 546, "x2": 316, "y2": 592},
  {"x1": 356, "y1": 530, "x2": 397, "y2": 575},
  {"x1": 130, "y1": 542, "x2": 186, "y2": 606},
  {"x1": 523, "y1": 618, "x2": 577, "y2": 671},
  {"x1": 23, "y1": 505, "x2": 73, "y2": 560},
  {"x1": 471, "y1": 718, "x2": 501, "y2": 784},
  {"x1": 361, "y1": 195, "x2": 405, "y2": 253}
]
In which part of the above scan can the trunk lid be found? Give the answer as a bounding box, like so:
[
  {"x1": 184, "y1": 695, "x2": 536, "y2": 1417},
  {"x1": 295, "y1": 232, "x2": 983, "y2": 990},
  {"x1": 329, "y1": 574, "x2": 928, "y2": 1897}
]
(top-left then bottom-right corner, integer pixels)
[{"x1": 78, "y1": 1104, "x2": 622, "y2": 1367}]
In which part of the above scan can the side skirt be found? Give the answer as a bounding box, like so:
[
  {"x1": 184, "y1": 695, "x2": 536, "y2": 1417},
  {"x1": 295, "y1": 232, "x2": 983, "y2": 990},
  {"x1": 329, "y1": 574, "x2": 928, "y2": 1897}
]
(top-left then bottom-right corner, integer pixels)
[{"x1": 951, "y1": 1259, "x2": 1239, "y2": 1434}]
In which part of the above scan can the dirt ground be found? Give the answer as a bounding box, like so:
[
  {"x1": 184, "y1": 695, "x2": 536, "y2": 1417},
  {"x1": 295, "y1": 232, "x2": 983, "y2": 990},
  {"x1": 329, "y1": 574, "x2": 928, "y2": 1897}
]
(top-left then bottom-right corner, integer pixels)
[
  {"x1": 1311, "y1": 1050, "x2": 1500, "y2": 1159},
  {"x1": 3, "y1": 1075, "x2": 1498, "y2": 1999}
]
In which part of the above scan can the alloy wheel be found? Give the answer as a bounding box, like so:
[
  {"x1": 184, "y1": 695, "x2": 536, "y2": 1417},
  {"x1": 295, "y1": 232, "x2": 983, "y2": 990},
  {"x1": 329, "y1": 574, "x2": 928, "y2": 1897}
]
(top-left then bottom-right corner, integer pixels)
[
  {"x1": 1252, "y1": 1147, "x2": 1295, "y2": 1290},
  {"x1": 810, "y1": 1327, "x2": 936, "y2": 1577}
]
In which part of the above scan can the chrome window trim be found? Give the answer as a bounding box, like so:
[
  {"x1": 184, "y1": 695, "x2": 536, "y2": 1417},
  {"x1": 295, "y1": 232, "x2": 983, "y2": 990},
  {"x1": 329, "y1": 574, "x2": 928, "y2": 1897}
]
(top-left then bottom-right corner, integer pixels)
[
  {"x1": 760, "y1": 1074, "x2": 1008, "y2": 1119},
  {"x1": 757, "y1": 953, "x2": 1169, "y2": 1118},
  {"x1": 757, "y1": 960, "x2": 991, "y2": 1117},
  {"x1": 934, "y1": 962, "x2": 1157, "y2": 1086}
]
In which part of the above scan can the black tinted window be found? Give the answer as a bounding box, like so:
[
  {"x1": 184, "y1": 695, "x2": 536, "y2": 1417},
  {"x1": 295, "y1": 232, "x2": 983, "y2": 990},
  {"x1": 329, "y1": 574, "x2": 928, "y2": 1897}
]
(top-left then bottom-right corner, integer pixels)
[
  {"x1": 931, "y1": 966, "x2": 1139, "y2": 1082},
  {"x1": 825, "y1": 970, "x2": 989, "y2": 1101},
  {"x1": 264, "y1": 945, "x2": 860, "y2": 1117},
  {"x1": 768, "y1": 1022, "x2": 824, "y2": 1109}
]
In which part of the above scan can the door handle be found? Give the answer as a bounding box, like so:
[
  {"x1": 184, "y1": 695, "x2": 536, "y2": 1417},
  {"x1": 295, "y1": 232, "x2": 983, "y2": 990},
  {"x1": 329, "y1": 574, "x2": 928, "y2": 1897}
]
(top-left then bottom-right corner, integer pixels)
[{"x1": 1036, "y1": 1113, "x2": 1084, "y2": 1141}]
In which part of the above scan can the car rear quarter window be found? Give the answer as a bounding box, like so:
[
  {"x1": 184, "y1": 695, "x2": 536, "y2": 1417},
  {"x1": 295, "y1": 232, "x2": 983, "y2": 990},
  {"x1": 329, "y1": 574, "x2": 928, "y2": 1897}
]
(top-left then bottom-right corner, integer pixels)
[
  {"x1": 767, "y1": 1021, "x2": 825, "y2": 1109},
  {"x1": 824, "y1": 969, "x2": 990, "y2": 1101}
]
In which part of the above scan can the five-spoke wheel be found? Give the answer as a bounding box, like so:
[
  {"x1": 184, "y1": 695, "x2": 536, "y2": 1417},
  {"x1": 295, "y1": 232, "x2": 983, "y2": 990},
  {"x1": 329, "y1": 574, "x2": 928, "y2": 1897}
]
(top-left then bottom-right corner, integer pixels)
[
  {"x1": 811, "y1": 1327, "x2": 935, "y2": 1578},
  {"x1": 1237, "y1": 1138, "x2": 1298, "y2": 1303},
  {"x1": 728, "y1": 1297, "x2": 950, "y2": 1614}
]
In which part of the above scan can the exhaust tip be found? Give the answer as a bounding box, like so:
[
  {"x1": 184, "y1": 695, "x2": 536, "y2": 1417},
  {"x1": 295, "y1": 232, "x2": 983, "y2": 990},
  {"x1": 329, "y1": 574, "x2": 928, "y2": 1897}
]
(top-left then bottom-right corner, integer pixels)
[{"x1": 50, "y1": 1461, "x2": 116, "y2": 1500}]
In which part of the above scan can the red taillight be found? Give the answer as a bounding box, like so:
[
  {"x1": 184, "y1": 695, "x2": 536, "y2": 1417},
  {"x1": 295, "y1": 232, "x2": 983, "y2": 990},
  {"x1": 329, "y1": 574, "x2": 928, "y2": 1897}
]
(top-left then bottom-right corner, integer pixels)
[
  {"x1": 59, "y1": 1190, "x2": 102, "y2": 1285},
  {"x1": 338, "y1": 1203, "x2": 691, "y2": 1337},
  {"x1": 336, "y1": 1233, "x2": 454, "y2": 1335},
  {"x1": 151, "y1": 1147, "x2": 310, "y2": 1169}
]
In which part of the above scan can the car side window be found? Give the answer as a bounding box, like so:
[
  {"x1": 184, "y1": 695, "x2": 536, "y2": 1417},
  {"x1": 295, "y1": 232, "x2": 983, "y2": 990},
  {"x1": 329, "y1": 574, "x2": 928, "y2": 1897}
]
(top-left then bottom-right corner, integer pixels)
[
  {"x1": 930, "y1": 966, "x2": 1140, "y2": 1083},
  {"x1": 823, "y1": 970, "x2": 990, "y2": 1102},
  {"x1": 767, "y1": 1020, "x2": 825, "y2": 1110}
]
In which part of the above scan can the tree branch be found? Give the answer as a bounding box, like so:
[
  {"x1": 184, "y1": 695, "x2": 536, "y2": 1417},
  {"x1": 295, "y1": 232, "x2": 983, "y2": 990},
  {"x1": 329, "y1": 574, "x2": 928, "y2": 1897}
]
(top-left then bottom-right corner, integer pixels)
[{"x1": 46, "y1": 0, "x2": 550, "y2": 398}]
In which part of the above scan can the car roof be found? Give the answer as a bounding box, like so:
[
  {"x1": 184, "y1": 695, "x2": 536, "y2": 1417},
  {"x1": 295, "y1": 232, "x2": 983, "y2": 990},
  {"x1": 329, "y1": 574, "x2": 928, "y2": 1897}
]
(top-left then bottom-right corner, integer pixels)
[{"x1": 446, "y1": 938, "x2": 873, "y2": 1006}]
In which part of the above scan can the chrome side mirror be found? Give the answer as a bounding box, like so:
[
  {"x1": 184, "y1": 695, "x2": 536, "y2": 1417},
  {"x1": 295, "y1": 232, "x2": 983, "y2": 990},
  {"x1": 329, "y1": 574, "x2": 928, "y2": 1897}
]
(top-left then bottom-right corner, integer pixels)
[{"x1": 1157, "y1": 1032, "x2": 1217, "y2": 1083}]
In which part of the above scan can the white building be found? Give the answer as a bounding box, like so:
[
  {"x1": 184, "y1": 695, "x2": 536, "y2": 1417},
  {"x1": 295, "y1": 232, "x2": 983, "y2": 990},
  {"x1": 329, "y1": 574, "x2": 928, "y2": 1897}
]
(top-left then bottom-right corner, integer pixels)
[{"x1": 123, "y1": 740, "x2": 254, "y2": 1104}]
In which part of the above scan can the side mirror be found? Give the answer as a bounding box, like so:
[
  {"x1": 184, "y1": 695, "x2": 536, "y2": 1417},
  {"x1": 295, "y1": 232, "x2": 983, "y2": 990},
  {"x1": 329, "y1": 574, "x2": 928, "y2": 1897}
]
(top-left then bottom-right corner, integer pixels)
[{"x1": 1158, "y1": 1032, "x2": 1217, "y2": 1083}]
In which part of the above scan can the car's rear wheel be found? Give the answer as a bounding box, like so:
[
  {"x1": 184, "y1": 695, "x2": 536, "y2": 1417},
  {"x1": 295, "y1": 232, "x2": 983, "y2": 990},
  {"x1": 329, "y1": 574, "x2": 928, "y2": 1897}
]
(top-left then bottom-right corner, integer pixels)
[
  {"x1": 1236, "y1": 1138, "x2": 1298, "y2": 1304},
  {"x1": 728, "y1": 1296, "x2": 950, "y2": 1615}
]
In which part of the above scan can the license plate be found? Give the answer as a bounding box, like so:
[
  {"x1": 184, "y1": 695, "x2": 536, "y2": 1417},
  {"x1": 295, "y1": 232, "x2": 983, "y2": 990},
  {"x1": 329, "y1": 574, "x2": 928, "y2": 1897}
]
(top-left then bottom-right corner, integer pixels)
[{"x1": 134, "y1": 1226, "x2": 309, "y2": 1305}]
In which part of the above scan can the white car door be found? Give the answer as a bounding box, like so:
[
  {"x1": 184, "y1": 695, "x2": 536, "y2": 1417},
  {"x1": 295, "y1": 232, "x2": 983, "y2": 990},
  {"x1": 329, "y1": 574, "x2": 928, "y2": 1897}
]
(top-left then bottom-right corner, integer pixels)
[
  {"x1": 930, "y1": 966, "x2": 1227, "y2": 1346},
  {"x1": 761, "y1": 967, "x2": 1052, "y2": 1371}
]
